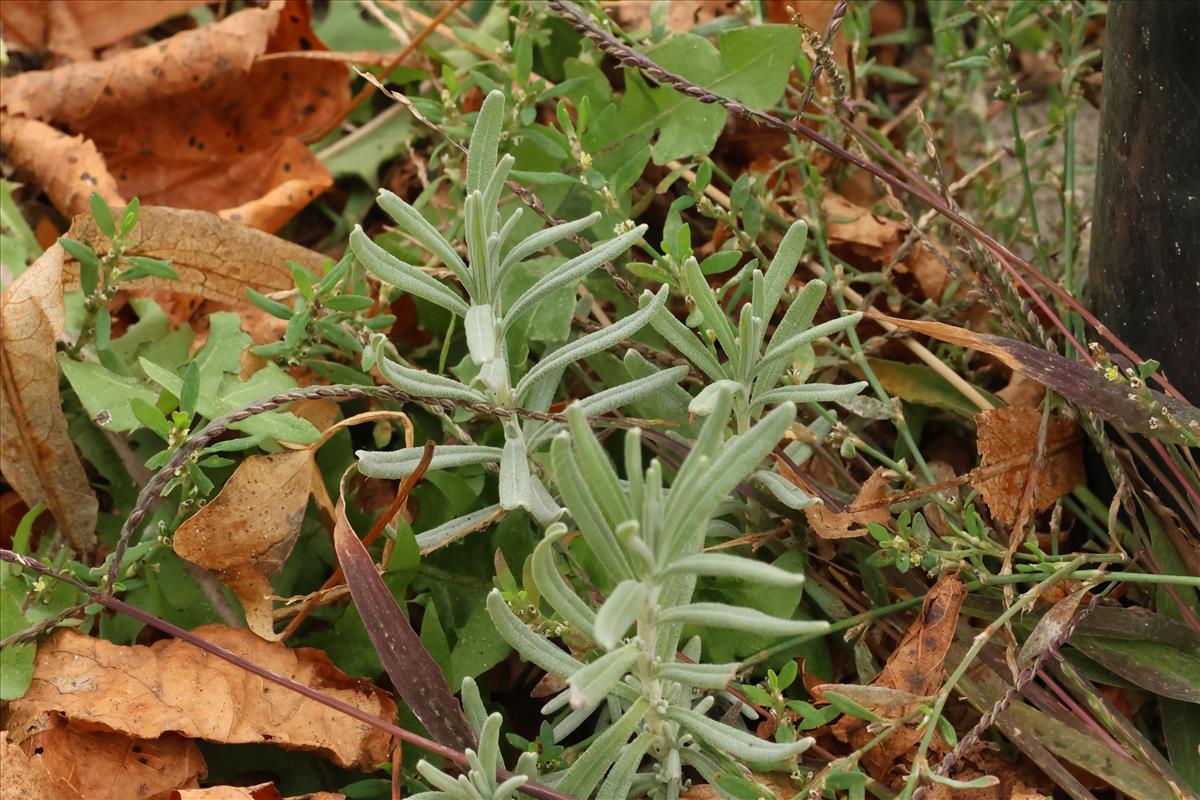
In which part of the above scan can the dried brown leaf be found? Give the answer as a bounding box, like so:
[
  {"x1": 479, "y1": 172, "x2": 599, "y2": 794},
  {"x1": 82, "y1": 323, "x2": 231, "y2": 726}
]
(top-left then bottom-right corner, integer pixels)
[
  {"x1": 0, "y1": 1, "x2": 200, "y2": 62},
  {"x1": 803, "y1": 467, "x2": 892, "y2": 539},
  {"x1": 0, "y1": 114, "x2": 122, "y2": 218},
  {"x1": 174, "y1": 450, "x2": 333, "y2": 639},
  {"x1": 973, "y1": 405, "x2": 1083, "y2": 527},
  {"x1": 1, "y1": 718, "x2": 205, "y2": 800},
  {"x1": 0, "y1": 0, "x2": 348, "y2": 231},
  {"x1": 172, "y1": 783, "x2": 343, "y2": 800},
  {"x1": 6, "y1": 626, "x2": 396, "y2": 770},
  {"x1": 832, "y1": 572, "x2": 966, "y2": 785},
  {"x1": 0, "y1": 209, "x2": 323, "y2": 557},
  {"x1": 0, "y1": 244, "x2": 98, "y2": 554}
]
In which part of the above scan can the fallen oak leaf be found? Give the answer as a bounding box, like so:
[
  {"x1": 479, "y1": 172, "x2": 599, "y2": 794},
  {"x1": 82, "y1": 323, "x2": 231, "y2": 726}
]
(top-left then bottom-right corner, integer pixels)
[
  {"x1": 172, "y1": 783, "x2": 343, "y2": 800},
  {"x1": 5, "y1": 625, "x2": 396, "y2": 770},
  {"x1": 0, "y1": 0, "x2": 348, "y2": 232},
  {"x1": 1, "y1": 718, "x2": 205, "y2": 800},
  {"x1": 0, "y1": 208, "x2": 324, "y2": 556},
  {"x1": 174, "y1": 450, "x2": 334, "y2": 640},
  {"x1": 0, "y1": 114, "x2": 122, "y2": 218},
  {"x1": 831, "y1": 571, "x2": 966, "y2": 785},
  {"x1": 973, "y1": 404, "x2": 1084, "y2": 528},
  {"x1": 0, "y1": 1, "x2": 201, "y2": 63},
  {"x1": 0, "y1": 243, "x2": 98, "y2": 554}
]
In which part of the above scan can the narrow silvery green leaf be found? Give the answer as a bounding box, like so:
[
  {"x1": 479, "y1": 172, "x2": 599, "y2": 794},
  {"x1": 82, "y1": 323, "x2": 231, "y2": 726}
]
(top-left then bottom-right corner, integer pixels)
[
  {"x1": 567, "y1": 643, "x2": 638, "y2": 709},
  {"x1": 735, "y1": 303, "x2": 763, "y2": 383},
  {"x1": 481, "y1": 153, "x2": 515, "y2": 235},
  {"x1": 502, "y1": 223, "x2": 647, "y2": 330},
  {"x1": 756, "y1": 279, "x2": 827, "y2": 394},
  {"x1": 526, "y1": 472, "x2": 563, "y2": 524},
  {"x1": 415, "y1": 759, "x2": 465, "y2": 794},
  {"x1": 596, "y1": 732, "x2": 652, "y2": 800},
  {"x1": 530, "y1": 524, "x2": 597, "y2": 639},
  {"x1": 499, "y1": 433, "x2": 531, "y2": 510},
  {"x1": 515, "y1": 286, "x2": 666, "y2": 402},
  {"x1": 551, "y1": 695, "x2": 602, "y2": 743},
  {"x1": 497, "y1": 212, "x2": 600, "y2": 291},
  {"x1": 665, "y1": 705, "x2": 814, "y2": 764},
  {"x1": 593, "y1": 579, "x2": 646, "y2": 649},
  {"x1": 464, "y1": 304, "x2": 497, "y2": 365},
  {"x1": 415, "y1": 504, "x2": 503, "y2": 553},
  {"x1": 684, "y1": 255, "x2": 738, "y2": 357},
  {"x1": 756, "y1": 313, "x2": 862, "y2": 383},
  {"x1": 654, "y1": 661, "x2": 739, "y2": 689},
  {"x1": 464, "y1": 192, "x2": 490, "y2": 298},
  {"x1": 493, "y1": 207, "x2": 524, "y2": 271},
  {"x1": 621, "y1": 350, "x2": 695, "y2": 428},
  {"x1": 576, "y1": 365, "x2": 689, "y2": 420},
  {"x1": 659, "y1": 603, "x2": 828, "y2": 636},
  {"x1": 664, "y1": 553, "x2": 806, "y2": 586},
  {"x1": 763, "y1": 219, "x2": 808, "y2": 313},
  {"x1": 662, "y1": 403, "x2": 795, "y2": 561},
  {"x1": 460, "y1": 676, "x2": 487, "y2": 735},
  {"x1": 565, "y1": 403, "x2": 630, "y2": 527},
  {"x1": 467, "y1": 90, "x2": 504, "y2": 195},
  {"x1": 376, "y1": 190, "x2": 470, "y2": 290},
  {"x1": 550, "y1": 435, "x2": 633, "y2": 583},
  {"x1": 376, "y1": 355, "x2": 489, "y2": 403},
  {"x1": 754, "y1": 469, "x2": 819, "y2": 510},
  {"x1": 486, "y1": 590, "x2": 582, "y2": 678},
  {"x1": 625, "y1": 427, "x2": 644, "y2": 512},
  {"x1": 350, "y1": 226, "x2": 469, "y2": 317},
  {"x1": 357, "y1": 444, "x2": 502, "y2": 479},
  {"x1": 751, "y1": 380, "x2": 868, "y2": 411},
  {"x1": 474, "y1": 354, "x2": 509, "y2": 397},
  {"x1": 558, "y1": 699, "x2": 649, "y2": 799},
  {"x1": 477, "y1": 712, "x2": 503, "y2": 777},
  {"x1": 687, "y1": 379, "x2": 744, "y2": 417}
]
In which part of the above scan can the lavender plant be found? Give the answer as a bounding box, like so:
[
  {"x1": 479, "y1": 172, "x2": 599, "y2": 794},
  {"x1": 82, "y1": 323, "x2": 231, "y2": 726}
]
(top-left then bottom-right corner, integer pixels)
[
  {"x1": 489, "y1": 394, "x2": 827, "y2": 799},
  {"x1": 351, "y1": 90, "x2": 684, "y2": 538}
]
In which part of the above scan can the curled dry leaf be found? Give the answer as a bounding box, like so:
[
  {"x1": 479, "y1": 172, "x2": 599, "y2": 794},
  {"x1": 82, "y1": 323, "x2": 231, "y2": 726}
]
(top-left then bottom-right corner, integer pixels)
[
  {"x1": 803, "y1": 467, "x2": 892, "y2": 539},
  {"x1": 0, "y1": 114, "x2": 122, "y2": 218},
  {"x1": 174, "y1": 450, "x2": 334, "y2": 640},
  {"x1": 0, "y1": 1, "x2": 201, "y2": 63},
  {"x1": 1, "y1": 719, "x2": 205, "y2": 800},
  {"x1": 0, "y1": 208, "x2": 323, "y2": 557},
  {"x1": 0, "y1": 244, "x2": 98, "y2": 554},
  {"x1": 6, "y1": 626, "x2": 396, "y2": 770},
  {"x1": 0, "y1": 0, "x2": 348, "y2": 232},
  {"x1": 973, "y1": 405, "x2": 1084, "y2": 528},
  {"x1": 831, "y1": 571, "x2": 966, "y2": 784},
  {"x1": 172, "y1": 783, "x2": 343, "y2": 800}
]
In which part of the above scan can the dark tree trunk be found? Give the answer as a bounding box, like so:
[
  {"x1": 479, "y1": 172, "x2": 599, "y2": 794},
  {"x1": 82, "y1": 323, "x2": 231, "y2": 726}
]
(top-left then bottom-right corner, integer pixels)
[{"x1": 1088, "y1": 0, "x2": 1200, "y2": 401}]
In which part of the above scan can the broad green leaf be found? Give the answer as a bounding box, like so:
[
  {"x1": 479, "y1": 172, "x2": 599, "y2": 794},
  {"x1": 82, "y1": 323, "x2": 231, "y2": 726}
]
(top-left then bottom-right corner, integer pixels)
[
  {"x1": 59, "y1": 355, "x2": 159, "y2": 431},
  {"x1": 0, "y1": 571, "x2": 35, "y2": 700}
]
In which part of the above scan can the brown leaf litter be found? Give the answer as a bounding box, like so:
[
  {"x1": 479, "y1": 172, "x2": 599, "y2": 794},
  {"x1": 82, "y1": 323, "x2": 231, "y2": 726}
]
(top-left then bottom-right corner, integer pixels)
[
  {"x1": 5, "y1": 625, "x2": 396, "y2": 772},
  {"x1": 802, "y1": 467, "x2": 893, "y2": 539},
  {"x1": 829, "y1": 571, "x2": 965, "y2": 786},
  {"x1": 973, "y1": 404, "x2": 1084, "y2": 528},
  {"x1": 0, "y1": 0, "x2": 349, "y2": 231},
  {"x1": 0, "y1": 1, "x2": 200, "y2": 64}
]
